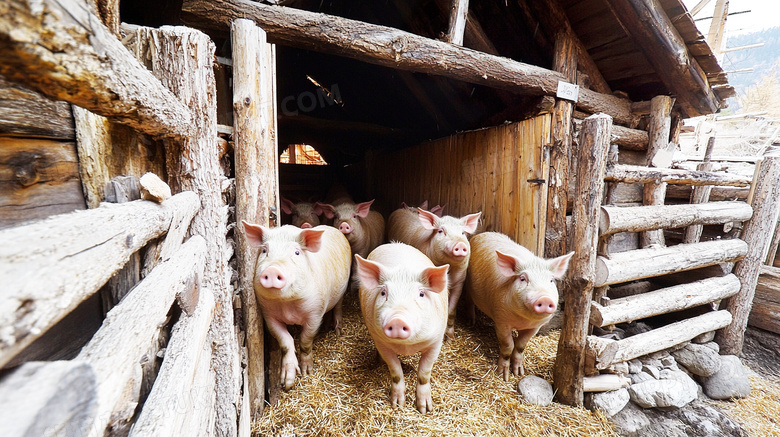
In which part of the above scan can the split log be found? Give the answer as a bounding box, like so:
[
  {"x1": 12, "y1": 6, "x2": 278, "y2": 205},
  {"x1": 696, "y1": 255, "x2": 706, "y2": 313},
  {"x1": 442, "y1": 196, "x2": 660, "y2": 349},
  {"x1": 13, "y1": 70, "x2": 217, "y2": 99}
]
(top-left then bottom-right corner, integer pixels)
[
  {"x1": 180, "y1": 0, "x2": 637, "y2": 125},
  {"x1": 0, "y1": 0, "x2": 193, "y2": 138},
  {"x1": 0, "y1": 191, "x2": 199, "y2": 368},
  {"x1": 574, "y1": 119, "x2": 648, "y2": 150},
  {"x1": 611, "y1": 310, "x2": 732, "y2": 365},
  {"x1": 0, "y1": 361, "x2": 97, "y2": 437},
  {"x1": 590, "y1": 274, "x2": 741, "y2": 327},
  {"x1": 718, "y1": 156, "x2": 780, "y2": 354},
  {"x1": 554, "y1": 114, "x2": 612, "y2": 406},
  {"x1": 642, "y1": 95, "x2": 674, "y2": 247},
  {"x1": 749, "y1": 266, "x2": 780, "y2": 334},
  {"x1": 599, "y1": 201, "x2": 753, "y2": 235},
  {"x1": 606, "y1": 164, "x2": 752, "y2": 186},
  {"x1": 595, "y1": 239, "x2": 748, "y2": 287},
  {"x1": 582, "y1": 374, "x2": 631, "y2": 392},
  {"x1": 0, "y1": 76, "x2": 75, "y2": 140},
  {"x1": 684, "y1": 137, "x2": 717, "y2": 243},
  {"x1": 130, "y1": 288, "x2": 215, "y2": 437},
  {"x1": 444, "y1": 0, "x2": 469, "y2": 46},
  {"x1": 585, "y1": 336, "x2": 620, "y2": 372}
]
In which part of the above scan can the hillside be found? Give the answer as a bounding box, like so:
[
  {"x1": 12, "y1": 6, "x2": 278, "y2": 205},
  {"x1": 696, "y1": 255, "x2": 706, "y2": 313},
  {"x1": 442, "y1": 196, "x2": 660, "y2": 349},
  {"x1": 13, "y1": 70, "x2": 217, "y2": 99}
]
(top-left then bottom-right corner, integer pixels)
[{"x1": 720, "y1": 26, "x2": 780, "y2": 109}]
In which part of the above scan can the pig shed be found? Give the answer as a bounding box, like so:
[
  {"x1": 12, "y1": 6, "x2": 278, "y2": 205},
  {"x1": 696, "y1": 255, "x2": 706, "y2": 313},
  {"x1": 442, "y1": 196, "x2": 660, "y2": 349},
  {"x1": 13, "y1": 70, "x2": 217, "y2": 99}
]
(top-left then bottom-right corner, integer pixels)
[{"x1": 2, "y1": 0, "x2": 780, "y2": 435}]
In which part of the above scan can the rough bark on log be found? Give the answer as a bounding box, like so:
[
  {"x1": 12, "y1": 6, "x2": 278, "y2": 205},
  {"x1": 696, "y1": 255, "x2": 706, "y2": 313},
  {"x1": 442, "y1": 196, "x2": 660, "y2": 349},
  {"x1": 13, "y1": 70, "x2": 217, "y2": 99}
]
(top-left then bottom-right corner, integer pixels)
[
  {"x1": 0, "y1": 76, "x2": 75, "y2": 140},
  {"x1": 0, "y1": 192, "x2": 199, "y2": 368},
  {"x1": 611, "y1": 310, "x2": 733, "y2": 365},
  {"x1": 0, "y1": 361, "x2": 97, "y2": 437},
  {"x1": 606, "y1": 164, "x2": 752, "y2": 186},
  {"x1": 582, "y1": 374, "x2": 631, "y2": 392},
  {"x1": 445, "y1": 0, "x2": 469, "y2": 46},
  {"x1": 599, "y1": 201, "x2": 753, "y2": 235},
  {"x1": 76, "y1": 236, "x2": 205, "y2": 437},
  {"x1": 574, "y1": 119, "x2": 648, "y2": 150},
  {"x1": 0, "y1": 0, "x2": 194, "y2": 139},
  {"x1": 180, "y1": 0, "x2": 637, "y2": 125},
  {"x1": 667, "y1": 184, "x2": 748, "y2": 201},
  {"x1": 585, "y1": 336, "x2": 619, "y2": 372},
  {"x1": 130, "y1": 287, "x2": 215, "y2": 437},
  {"x1": 718, "y1": 156, "x2": 780, "y2": 354},
  {"x1": 554, "y1": 114, "x2": 612, "y2": 406},
  {"x1": 590, "y1": 274, "x2": 741, "y2": 327},
  {"x1": 641, "y1": 95, "x2": 674, "y2": 247}
]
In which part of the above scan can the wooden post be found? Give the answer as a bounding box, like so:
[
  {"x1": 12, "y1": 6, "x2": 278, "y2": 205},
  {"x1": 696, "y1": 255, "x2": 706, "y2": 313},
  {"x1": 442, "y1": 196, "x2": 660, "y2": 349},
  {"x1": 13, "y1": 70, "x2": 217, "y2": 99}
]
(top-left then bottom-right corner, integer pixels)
[
  {"x1": 553, "y1": 113, "x2": 612, "y2": 406},
  {"x1": 445, "y1": 0, "x2": 469, "y2": 46},
  {"x1": 545, "y1": 33, "x2": 577, "y2": 258},
  {"x1": 683, "y1": 137, "x2": 717, "y2": 243},
  {"x1": 231, "y1": 18, "x2": 279, "y2": 424},
  {"x1": 641, "y1": 95, "x2": 674, "y2": 247},
  {"x1": 717, "y1": 156, "x2": 780, "y2": 354},
  {"x1": 138, "y1": 26, "x2": 240, "y2": 436}
]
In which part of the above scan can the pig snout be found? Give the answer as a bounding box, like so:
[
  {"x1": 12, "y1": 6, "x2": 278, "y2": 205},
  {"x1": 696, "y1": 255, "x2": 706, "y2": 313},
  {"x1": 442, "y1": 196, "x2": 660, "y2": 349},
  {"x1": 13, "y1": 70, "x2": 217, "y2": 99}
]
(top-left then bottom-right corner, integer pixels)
[
  {"x1": 300, "y1": 222, "x2": 313, "y2": 229},
  {"x1": 338, "y1": 222, "x2": 353, "y2": 234},
  {"x1": 449, "y1": 241, "x2": 469, "y2": 258},
  {"x1": 383, "y1": 316, "x2": 412, "y2": 340},
  {"x1": 531, "y1": 296, "x2": 556, "y2": 314},
  {"x1": 258, "y1": 266, "x2": 287, "y2": 290}
]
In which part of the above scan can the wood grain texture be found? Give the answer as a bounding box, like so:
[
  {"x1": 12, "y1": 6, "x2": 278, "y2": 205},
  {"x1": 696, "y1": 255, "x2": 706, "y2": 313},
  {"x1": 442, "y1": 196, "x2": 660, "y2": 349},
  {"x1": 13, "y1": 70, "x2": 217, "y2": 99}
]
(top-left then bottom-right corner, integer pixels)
[
  {"x1": 606, "y1": 164, "x2": 752, "y2": 186},
  {"x1": 641, "y1": 95, "x2": 674, "y2": 247},
  {"x1": 0, "y1": 76, "x2": 74, "y2": 140},
  {"x1": 599, "y1": 201, "x2": 753, "y2": 235}
]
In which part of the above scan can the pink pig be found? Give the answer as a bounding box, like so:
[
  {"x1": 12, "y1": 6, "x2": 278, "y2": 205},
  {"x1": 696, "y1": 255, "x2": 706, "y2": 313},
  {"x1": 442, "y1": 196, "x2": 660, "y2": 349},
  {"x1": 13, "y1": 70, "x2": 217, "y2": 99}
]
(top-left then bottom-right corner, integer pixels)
[
  {"x1": 387, "y1": 207, "x2": 481, "y2": 339},
  {"x1": 243, "y1": 222, "x2": 351, "y2": 390},
  {"x1": 466, "y1": 232, "x2": 573, "y2": 381},
  {"x1": 317, "y1": 199, "x2": 385, "y2": 259},
  {"x1": 280, "y1": 197, "x2": 322, "y2": 229},
  {"x1": 355, "y1": 243, "x2": 449, "y2": 413}
]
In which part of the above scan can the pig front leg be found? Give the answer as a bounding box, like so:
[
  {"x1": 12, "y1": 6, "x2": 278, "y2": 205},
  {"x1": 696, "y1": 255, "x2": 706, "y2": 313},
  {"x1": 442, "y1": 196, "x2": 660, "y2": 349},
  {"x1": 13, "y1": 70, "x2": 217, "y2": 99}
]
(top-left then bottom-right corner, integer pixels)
[
  {"x1": 298, "y1": 316, "x2": 324, "y2": 377},
  {"x1": 415, "y1": 343, "x2": 443, "y2": 413},
  {"x1": 266, "y1": 317, "x2": 299, "y2": 391},
  {"x1": 376, "y1": 345, "x2": 405, "y2": 408},
  {"x1": 445, "y1": 278, "x2": 466, "y2": 340},
  {"x1": 494, "y1": 324, "x2": 516, "y2": 381},
  {"x1": 511, "y1": 328, "x2": 541, "y2": 378}
]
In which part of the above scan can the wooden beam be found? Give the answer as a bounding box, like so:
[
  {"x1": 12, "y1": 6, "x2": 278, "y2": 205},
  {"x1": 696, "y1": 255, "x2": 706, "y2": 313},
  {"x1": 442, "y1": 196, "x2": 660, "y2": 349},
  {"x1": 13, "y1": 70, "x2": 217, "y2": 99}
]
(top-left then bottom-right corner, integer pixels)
[
  {"x1": 667, "y1": 184, "x2": 748, "y2": 202},
  {"x1": 718, "y1": 156, "x2": 780, "y2": 354},
  {"x1": 574, "y1": 119, "x2": 649, "y2": 150},
  {"x1": 582, "y1": 374, "x2": 631, "y2": 392},
  {"x1": 0, "y1": 0, "x2": 194, "y2": 139},
  {"x1": 180, "y1": 0, "x2": 637, "y2": 125},
  {"x1": 642, "y1": 95, "x2": 675, "y2": 247},
  {"x1": 553, "y1": 114, "x2": 612, "y2": 407},
  {"x1": 706, "y1": 0, "x2": 729, "y2": 57},
  {"x1": 595, "y1": 239, "x2": 748, "y2": 287},
  {"x1": 0, "y1": 192, "x2": 199, "y2": 368},
  {"x1": 683, "y1": 137, "x2": 717, "y2": 243},
  {"x1": 599, "y1": 201, "x2": 753, "y2": 235},
  {"x1": 445, "y1": 0, "x2": 469, "y2": 46},
  {"x1": 603, "y1": 0, "x2": 722, "y2": 117},
  {"x1": 690, "y1": 0, "x2": 713, "y2": 17},
  {"x1": 749, "y1": 265, "x2": 780, "y2": 333},
  {"x1": 606, "y1": 164, "x2": 752, "y2": 186},
  {"x1": 0, "y1": 76, "x2": 75, "y2": 140}
]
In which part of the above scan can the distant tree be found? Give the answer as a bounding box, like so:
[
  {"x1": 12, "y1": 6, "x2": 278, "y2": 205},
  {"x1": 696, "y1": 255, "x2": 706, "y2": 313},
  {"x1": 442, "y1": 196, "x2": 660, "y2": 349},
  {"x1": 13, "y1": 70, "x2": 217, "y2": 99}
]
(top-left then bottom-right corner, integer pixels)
[{"x1": 737, "y1": 65, "x2": 780, "y2": 117}]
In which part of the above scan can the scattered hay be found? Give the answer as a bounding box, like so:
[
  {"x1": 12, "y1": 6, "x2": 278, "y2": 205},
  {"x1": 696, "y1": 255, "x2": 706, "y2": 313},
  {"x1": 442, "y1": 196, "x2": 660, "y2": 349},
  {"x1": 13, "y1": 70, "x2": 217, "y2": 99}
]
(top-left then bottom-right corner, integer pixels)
[
  {"x1": 714, "y1": 373, "x2": 780, "y2": 436},
  {"x1": 254, "y1": 297, "x2": 616, "y2": 436}
]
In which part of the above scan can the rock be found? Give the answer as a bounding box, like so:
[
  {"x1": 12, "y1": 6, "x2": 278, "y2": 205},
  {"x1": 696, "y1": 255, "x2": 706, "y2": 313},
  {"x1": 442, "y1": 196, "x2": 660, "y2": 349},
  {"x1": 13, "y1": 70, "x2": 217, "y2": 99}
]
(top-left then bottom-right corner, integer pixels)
[
  {"x1": 612, "y1": 399, "x2": 745, "y2": 437},
  {"x1": 140, "y1": 172, "x2": 172, "y2": 203},
  {"x1": 660, "y1": 356, "x2": 677, "y2": 369},
  {"x1": 585, "y1": 388, "x2": 630, "y2": 417},
  {"x1": 692, "y1": 330, "x2": 716, "y2": 344},
  {"x1": 702, "y1": 341, "x2": 720, "y2": 353},
  {"x1": 628, "y1": 359, "x2": 643, "y2": 374},
  {"x1": 628, "y1": 370, "x2": 698, "y2": 408},
  {"x1": 700, "y1": 355, "x2": 751, "y2": 400},
  {"x1": 603, "y1": 361, "x2": 629, "y2": 375},
  {"x1": 643, "y1": 364, "x2": 661, "y2": 379},
  {"x1": 610, "y1": 401, "x2": 652, "y2": 436},
  {"x1": 625, "y1": 322, "x2": 652, "y2": 336},
  {"x1": 672, "y1": 343, "x2": 722, "y2": 377},
  {"x1": 631, "y1": 371, "x2": 654, "y2": 384},
  {"x1": 517, "y1": 375, "x2": 554, "y2": 406}
]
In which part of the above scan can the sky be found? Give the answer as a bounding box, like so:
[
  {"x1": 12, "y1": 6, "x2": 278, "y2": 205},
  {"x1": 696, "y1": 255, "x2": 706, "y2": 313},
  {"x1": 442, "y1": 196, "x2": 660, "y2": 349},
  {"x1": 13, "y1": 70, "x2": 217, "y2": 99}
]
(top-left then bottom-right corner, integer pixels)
[{"x1": 682, "y1": 0, "x2": 780, "y2": 36}]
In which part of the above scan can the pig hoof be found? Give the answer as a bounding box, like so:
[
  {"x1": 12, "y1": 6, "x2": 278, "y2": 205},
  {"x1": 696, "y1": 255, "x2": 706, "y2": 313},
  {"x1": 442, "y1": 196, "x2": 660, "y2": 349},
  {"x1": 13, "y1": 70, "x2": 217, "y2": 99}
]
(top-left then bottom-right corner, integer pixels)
[
  {"x1": 281, "y1": 363, "x2": 299, "y2": 390},
  {"x1": 498, "y1": 362, "x2": 512, "y2": 382},
  {"x1": 300, "y1": 357, "x2": 314, "y2": 376},
  {"x1": 416, "y1": 386, "x2": 434, "y2": 413},
  {"x1": 390, "y1": 390, "x2": 405, "y2": 408}
]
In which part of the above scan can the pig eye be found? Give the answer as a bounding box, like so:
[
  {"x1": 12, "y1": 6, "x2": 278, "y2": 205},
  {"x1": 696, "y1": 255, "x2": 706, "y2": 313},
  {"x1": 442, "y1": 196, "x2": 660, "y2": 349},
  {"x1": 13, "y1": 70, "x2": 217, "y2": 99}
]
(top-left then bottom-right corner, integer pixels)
[
  {"x1": 261, "y1": 247, "x2": 267, "y2": 254},
  {"x1": 437, "y1": 228, "x2": 444, "y2": 234},
  {"x1": 380, "y1": 288, "x2": 386, "y2": 297},
  {"x1": 294, "y1": 249, "x2": 301, "y2": 256},
  {"x1": 519, "y1": 276, "x2": 527, "y2": 283},
  {"x1": 419, "y1": 289, "x2": 425, "y2": 298}
]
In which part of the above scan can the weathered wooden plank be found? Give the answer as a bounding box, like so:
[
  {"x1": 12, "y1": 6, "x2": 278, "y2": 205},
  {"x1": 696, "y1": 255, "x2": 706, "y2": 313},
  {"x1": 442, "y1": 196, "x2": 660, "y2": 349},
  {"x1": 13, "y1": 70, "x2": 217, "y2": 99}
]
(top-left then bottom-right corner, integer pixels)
[
  {"x1": 0, "y1": 137, "x2": 86, "y2": 229},
  {"x1": 748, "y1": 297, "x2": 780, "y2": 335},
  {"x1": 554, "y1": 113, "x2": 612, "y2": 406},
  {"x1": 574, "y1": 119, "x2": 648, "y2": 150},
  {"x1": 595, "y1": 239, "x2": 748, "y2": 287},
  {"x1": 641, "y1": 95, "x2": 675, "y2": 247},
  {"x1": 444, "y1": 0, "x2": 469, "y2": 46},
  {"x1": 77, "y1": 236, "x2": 206, "y2": 437},
  {"x1": 606, "y1": 164, "x2": 752, "y2": 186},
  {"x1": 590, "y1": 274, "x2": 741, "y2": 327},
  {"x1": 582, "y1": 374, "x2": 631, "y2": 392},
  {"x1": 0, "y1": 76, "x2": 75, "y2": 140},
  {"x1": 0, "y1": 0, "x2": 194, "y2": 138},
  {"x1": 0, "y1": 361, "x2": 97, "y2": 437},
  {"x1": 130, "y1": 287, "x2": 215, "y2": 437},
  {"x1": 599, "y1": 201, "x2": 753, "y2": 235},
  {"x1": 718, "y1": 156, "x2": 780, "y2": 354},
  {"x1": 0, "y1": 191, "x2": 199, "y2": 368},
  {"x1": 683, "y1": 137, "x2": 717, "y2": 243}
]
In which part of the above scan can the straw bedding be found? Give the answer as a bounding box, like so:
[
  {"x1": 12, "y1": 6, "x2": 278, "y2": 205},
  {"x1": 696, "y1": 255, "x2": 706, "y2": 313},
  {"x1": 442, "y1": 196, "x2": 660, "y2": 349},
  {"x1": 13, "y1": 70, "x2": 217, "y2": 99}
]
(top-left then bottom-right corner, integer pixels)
[{"x1": 254, "y1": 296, "x2": 617, "y2": 436}]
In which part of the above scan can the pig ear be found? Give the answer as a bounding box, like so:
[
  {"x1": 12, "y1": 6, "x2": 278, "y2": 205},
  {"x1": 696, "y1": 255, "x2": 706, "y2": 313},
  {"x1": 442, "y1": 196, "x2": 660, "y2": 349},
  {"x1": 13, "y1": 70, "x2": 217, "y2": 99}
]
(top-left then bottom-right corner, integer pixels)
[
  {"x1": 317, "y1": 202, "x2": 336, "y2": 219},
  {"x1": 355, "y1": 255, "x2": 383, "y2": 290},
  {"x1": 431, "y1": 204, "x2": 444, "y2": 217},
  {"x1": 311, "y1": 203, "x2": 323, "y2": 216},
  {"x1": 355, "y1": 200, "x2": 374, "y2": 218},
  {"x1": 420, "y1": 200, "x2": 429, "y2": 210},
  {"x1": 422, "y1": 264, "x2": 449, "y2": 294},
  {"x1": 280, "y1": 197, "x2": 294, "y2": 215},
  {"x1": 548, "y1": 251, "x2": 574, "y2": 279},
  {"x1": 495, "y1": 250, "x2": 520, "y2": 277},
  {"x1": 299, "y1": 228, "x2": 325, "y2": 253},
  {"x1": 417, "y1": 208, "x2": 438, "y2": 230},
  {"x1": 401, "y1": 201, "x2": 408, "y2": 209},
  {"x1": 460, "y1": 212, "x2": 482, "y2": 234},
  {"x1": 242, "y1": 221, "x2": 266, "y2": 247}
]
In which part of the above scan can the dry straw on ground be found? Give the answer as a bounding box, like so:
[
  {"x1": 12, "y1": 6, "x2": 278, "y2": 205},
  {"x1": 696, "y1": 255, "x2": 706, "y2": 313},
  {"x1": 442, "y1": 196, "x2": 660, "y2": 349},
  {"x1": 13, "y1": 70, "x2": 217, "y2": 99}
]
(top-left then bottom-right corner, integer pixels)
[
  {"x1": 254, "y1": 297, "x2": 617, "y2": 436},
  {"x1": 713, "y1": 374, "x2": 780, "y2": 436}
]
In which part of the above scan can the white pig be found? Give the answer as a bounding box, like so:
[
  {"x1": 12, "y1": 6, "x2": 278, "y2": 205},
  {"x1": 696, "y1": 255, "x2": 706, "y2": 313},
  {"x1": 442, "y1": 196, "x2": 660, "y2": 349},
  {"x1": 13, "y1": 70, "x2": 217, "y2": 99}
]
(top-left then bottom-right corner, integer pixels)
[
  {"x1": 355, "y1": 243, "x2": 449, "y2": 413},
  {"x1": 466, "y1": 231, "x2": 573, "y2": 381},
  {"x1": 243, "y1": 222, "x2": 351, "y2": 390},
  {"x1": 280, "y1": 197, "x2": 322, "y2": 229},
  {"x1": 318, "y1": 199, "x2": 385, "y2": 259},
  {"x1": 387, "y1": 207, "x2": 481, "y2": 339}
]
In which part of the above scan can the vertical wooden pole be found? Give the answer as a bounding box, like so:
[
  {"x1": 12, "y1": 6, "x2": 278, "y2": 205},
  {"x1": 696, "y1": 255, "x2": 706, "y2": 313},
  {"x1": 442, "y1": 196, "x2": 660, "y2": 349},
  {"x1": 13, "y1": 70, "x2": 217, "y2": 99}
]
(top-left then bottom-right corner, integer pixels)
[
  {"x1": 683, "y1": 137, "x2": 716, "y2": 243},
  {"x1": 641, "y1": 95, "x2": 674, "y2": 247},
  {"x1": 232, "y1": 18, "x2": 279, "y2": 427},
  {"x1": 707, "y1": 0, "x2": 729, "y2": 58},
  {"x1": 545, "y1": 33, "x2": 577, "y2": 258},
  {"x1": 554, "y1": 113, "x2": 612, "y2": 406},
  {"x1": 717, "y1": 156, "x2": 780, "y2": 354},
  {"x1": 445, "y1": 0, "x2": 469, "y2": 46}
]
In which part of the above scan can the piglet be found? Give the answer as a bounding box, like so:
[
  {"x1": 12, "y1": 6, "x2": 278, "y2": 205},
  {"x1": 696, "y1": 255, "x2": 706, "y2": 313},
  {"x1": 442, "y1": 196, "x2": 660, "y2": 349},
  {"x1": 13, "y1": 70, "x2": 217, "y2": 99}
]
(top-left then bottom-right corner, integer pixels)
[
  {"x1": 243, "y1": 222, "x2": 351, "y2": 390},
  {"x1": 355, "y1": 243, "x2": 449, "y2": 413},
  {"x1": 280, "y1": 197, "x2": 322, "y2": 229},
  {"x1": 387, "y1": 207, "x2": 481, "y2": 339},
  {"x1": 318, "y1": 199, "x2": 385, "y2": 258},
  {"x1": 466, "y1": 232, "x2": 573, "y2": 381}
]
